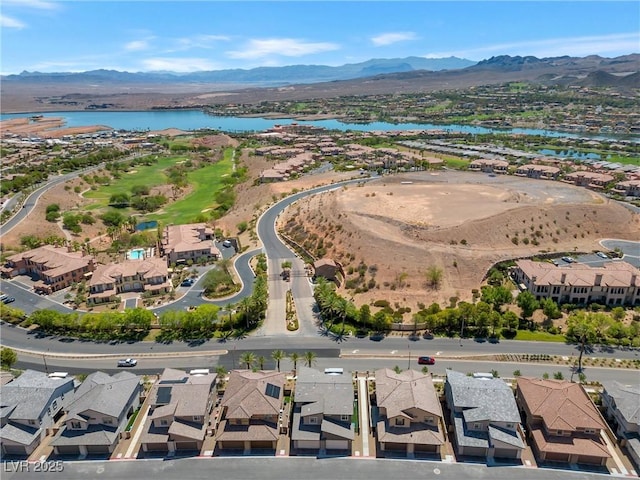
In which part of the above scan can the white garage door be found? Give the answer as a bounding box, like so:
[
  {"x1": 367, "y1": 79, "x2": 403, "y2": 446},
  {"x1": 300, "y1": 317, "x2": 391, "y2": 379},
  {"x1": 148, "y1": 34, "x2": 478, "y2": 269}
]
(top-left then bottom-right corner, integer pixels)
[{"x1": 326, "y1": 440, "x2": 349, "y2": 450}]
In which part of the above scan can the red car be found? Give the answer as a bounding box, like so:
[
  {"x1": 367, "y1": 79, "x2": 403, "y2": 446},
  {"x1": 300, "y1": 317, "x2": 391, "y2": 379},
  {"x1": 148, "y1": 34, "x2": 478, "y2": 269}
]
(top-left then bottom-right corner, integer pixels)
[{"x1": 418, "y1": 356, "x2": 436, "y2": 365}]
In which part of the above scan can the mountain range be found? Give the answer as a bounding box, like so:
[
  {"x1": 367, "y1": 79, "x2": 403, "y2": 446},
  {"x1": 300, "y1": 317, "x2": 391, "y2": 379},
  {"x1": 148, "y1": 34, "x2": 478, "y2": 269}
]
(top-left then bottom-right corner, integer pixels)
[{"x1": 1, "y1": 57, "x2": 476, "y2": 86}]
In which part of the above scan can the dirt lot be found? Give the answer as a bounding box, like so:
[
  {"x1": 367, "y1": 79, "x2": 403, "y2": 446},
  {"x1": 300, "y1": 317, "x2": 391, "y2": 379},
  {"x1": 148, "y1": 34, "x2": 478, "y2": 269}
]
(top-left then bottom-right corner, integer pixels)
[
  {"x1": 1, "y1": 117, "x2": 111, "y2": 138},
  {"x1": 279, "y1": 171, "x2": 640, "y2": 313}
]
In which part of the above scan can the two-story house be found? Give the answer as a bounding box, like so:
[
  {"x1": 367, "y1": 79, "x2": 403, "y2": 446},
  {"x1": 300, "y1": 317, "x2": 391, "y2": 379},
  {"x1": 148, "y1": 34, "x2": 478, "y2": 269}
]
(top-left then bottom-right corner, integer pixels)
[
  {"x1": 0, "y1": 370, "x2": 74, "y2": 457},
  {"x1": 161, "y1": 223, "x2": 220, "y2": 265},
  {"x1": 516, "y1": 377, "x2": 611, "y2": 466},
  {"x1": 50, "y1": 371, "x2": 140, "y2": 457},
  {"x1": 374, "y1": 368, "x2": 445, "y2": 457},
  {"x1": 140, "y1": 368, "x2": 217, "y2": 455},
  {"x1": 1, "y1": 245, "x2": 95, "y2": 294},
  {"x1": 601, "y1": 380, "x2": 640, "y2": 468},
  {"x1": 88, "y1": 258, "x2": 171, "y2": 304},
  {"x1": 445, "y1": 370, "x2": 525, "y2": 461},
  {"x1": 216, "y1": 370, "x2": 285, "y2": 454},
  {"x1": 291, "y1": 367, "x2": 354, "y2": 453}
]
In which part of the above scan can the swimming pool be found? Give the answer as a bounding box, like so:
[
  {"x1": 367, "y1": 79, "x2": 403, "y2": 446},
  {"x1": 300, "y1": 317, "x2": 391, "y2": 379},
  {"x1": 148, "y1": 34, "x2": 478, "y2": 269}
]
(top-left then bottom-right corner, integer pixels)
[{"x1": 127, "y1": 248, "x2": 145, "y2": 260}]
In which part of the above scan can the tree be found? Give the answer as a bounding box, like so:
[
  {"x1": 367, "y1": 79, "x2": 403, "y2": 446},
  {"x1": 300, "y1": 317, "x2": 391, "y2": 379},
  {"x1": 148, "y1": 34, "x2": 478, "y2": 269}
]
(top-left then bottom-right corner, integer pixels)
[
  {"x1": 303, "y1": 351, "x2": 317, "y2": 368},
  {"x1": 0, "y1": 347, "x2": 17, "y2": 369},
  {"x1": 481, "y1": 285, "x2": 513, "y2": 312},
  {"x1": 289, "y1": 352, "x2": 300, "y2": 372},
  {"x1": 566, "y1": 311, "x2": 598, "y2": 374},
  {"x1": 516, "y1": 291, "x2": 539, "y2": 328},
  {"x1": 239, "y1": 351, "x2": 256, "y2": 369},
  {"x1": 271, "y1": 350, "x2": 286, "y2": 372},
  {"x1": 541, "y1": 298, "x2": 561, "y2": 321},
  {"x1": 425, "y1": 266, "x2": 443, "y2": 290},
  {"x1": 393, "y1": 365, "x2": 402, "y2": 374},
  {"x1": 257, "y1": 356, "x2": 266, "y2": 370}
]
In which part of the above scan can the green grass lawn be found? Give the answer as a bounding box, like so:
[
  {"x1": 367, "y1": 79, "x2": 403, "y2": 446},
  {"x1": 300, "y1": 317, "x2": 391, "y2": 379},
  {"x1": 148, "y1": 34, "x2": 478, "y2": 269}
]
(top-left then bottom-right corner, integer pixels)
[
  {"x1": 514, "y1": 330, "x2": 566, "y2": 342},
  {"x1": 83, "y1": 156, "x2": 184, "y2": 207},
  {"x1": 443, "y1": 156, "x2": 470, "y2": 169},
  {"x1": 149, "y1": 152, "x2": 233, "y2": 225},
  {"x1": 82, "y1": 151, "x2": 234, "y2": 225}
]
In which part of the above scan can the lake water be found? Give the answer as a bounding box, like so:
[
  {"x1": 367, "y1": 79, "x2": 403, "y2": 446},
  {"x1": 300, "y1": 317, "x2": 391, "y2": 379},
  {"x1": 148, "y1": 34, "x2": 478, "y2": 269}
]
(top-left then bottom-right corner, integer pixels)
[{"x1": 0, "y1": 109, "x2": 625, "y2": 140}]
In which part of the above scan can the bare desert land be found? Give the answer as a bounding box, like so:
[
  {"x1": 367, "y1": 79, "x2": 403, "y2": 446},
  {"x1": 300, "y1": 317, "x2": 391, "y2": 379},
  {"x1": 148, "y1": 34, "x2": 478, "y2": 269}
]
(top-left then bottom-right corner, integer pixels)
[{"x1": 279, "y1": 171, "x2": 640, "y2": 311}]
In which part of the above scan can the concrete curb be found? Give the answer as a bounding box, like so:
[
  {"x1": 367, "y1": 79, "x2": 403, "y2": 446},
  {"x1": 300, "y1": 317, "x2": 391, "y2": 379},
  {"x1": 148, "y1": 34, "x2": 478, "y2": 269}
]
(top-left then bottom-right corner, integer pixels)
[{"x1": 11, "y1": 347, "x2": 228, "y2": 360}]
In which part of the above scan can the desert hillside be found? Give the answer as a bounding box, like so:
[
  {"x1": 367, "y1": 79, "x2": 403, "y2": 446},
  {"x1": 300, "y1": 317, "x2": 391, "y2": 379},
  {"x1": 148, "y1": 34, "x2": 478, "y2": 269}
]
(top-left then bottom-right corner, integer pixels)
[{"x1": 279, "y1": 171, "x2": 640, "y2": 315}]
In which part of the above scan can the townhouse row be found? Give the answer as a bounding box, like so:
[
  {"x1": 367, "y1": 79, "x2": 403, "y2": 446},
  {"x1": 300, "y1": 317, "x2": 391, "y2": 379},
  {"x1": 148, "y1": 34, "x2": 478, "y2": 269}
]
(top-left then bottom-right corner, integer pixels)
[
  {"x1": 1, "y1": 223, "x2": 220, "y2": 302},
  {"x1": 2, "y1": 367, "x2": 638, "y2": 471}
]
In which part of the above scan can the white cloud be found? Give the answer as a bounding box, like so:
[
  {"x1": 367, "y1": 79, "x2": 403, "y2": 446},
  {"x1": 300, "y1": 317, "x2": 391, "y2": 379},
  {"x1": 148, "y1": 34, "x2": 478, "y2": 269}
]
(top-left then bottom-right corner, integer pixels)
[
  {"x1": 1, "y1": 14, "x2": 26, "y2": 29},
  {"x1": 141, "y1": 57, "x2": 219, "y2": 72},
  {"x1": 426, "y1": 33, "x2": 640, "y2": 60},
  {"x1": 371, "y1": 32, "x2": 418, "y2": 47},
  {"x1": 2, "y1": 0, "x2": 57, "y2": 9},
  {"x1": 227, "y1": 38, "x2": 340, "y2": 60},
  {"x1": 125, "y1": 40, "x2": 151, "y2": 52},
  {"x1": 168, "y1": 34, "x2": 231, "y2": 53}
]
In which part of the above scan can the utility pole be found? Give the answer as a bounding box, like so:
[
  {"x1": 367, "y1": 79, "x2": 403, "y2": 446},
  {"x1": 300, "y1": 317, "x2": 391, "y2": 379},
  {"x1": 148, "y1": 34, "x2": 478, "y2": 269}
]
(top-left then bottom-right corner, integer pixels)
[
  {"x1": 460, "y1": 317, "x2": 465, "y2": 347},
  {"x1": 43, "y1": 352, "x2": 49, "y2": 374}
]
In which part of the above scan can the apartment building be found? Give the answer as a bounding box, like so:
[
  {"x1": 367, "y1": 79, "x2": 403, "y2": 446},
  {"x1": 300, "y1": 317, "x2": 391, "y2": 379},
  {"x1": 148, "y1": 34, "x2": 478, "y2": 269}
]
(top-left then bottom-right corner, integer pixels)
[{"x1": 161, "y1": 223, "x2": 220, "y2": 265}]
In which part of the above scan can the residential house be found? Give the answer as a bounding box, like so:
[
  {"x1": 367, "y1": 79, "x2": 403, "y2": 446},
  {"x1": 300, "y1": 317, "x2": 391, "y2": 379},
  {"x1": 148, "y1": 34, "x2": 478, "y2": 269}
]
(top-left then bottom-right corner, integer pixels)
[
  {"x1": 515, "y1": 164, "x2": 561, "y2": 180},
  {"x1": 161, "y1": 223, "x2": 220, "y2": 265},
  {"x1": 444, "y1": 370, "x2": 525, "y2": 460},
  {"x1": 216, "y1": 370, "x2": 285, "y2": 454},
  {"x1": 0, "y1": 370, "x2": 74, "y2": 457},
  {"x1": 1, "y1": 245, "x2": 95, "y2": 293},
  {"x1": 516, "y1": 377, "x2": 611, "y2": 466},
  {"x1": 468, "y1": 159, "x2": 509, "y2": 174},
  {"x1": 512, "y1": 259, "x2": 640, "y2": 306},
  {"x1": 291, "y1": 367, "x2": 354, "y2": 453},
  {"x1": 601, "y1": 381, "x2": 640, "y2": 468},
  {"x1": 50, "y1": 371, "x2": 140, "y2": 456},
  {"x1": 140, "y1": 368, "x2": 217, "y2": 455},
  {"x1": 563, "y1": 171, "x2": 614, "y2": 189},
  {"x1": 313, "y1": 258, "x2": 341, "y2": 283},
  {"x1": 374, "y1": 369, "x2": 445, "y2": 457},
  {"x1": 88, "y1": 258, "x2": 171, "y2": 304},
  {"x1": 612, "y1": 179, "x2": 640, "y2": 197}
]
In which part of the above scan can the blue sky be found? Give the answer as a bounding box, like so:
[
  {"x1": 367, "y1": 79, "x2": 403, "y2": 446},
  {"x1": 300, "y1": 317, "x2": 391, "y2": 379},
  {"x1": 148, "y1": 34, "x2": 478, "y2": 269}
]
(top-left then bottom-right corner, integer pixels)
[{"x1": 1, "y1": 1, "x2": 638, "y2": 74}]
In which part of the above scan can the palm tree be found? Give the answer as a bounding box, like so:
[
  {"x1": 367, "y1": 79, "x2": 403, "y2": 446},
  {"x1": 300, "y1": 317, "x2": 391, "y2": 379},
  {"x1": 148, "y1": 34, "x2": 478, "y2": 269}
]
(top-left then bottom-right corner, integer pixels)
[
  {"x1": 303, "y1": 351, "x2": 317, "y2": 368},
  {"x1": 271, "y1": 350, "x2": 286, "y2": 372},
  {"x1": 239, "y1": 351, "x2": 256, "y2": 369},
  {"x1": 257, "y1": 355, "x2": 266, "y2": 370},
  {"x1": 289, "y1": 352, "x2": 300, "y2": 372}
]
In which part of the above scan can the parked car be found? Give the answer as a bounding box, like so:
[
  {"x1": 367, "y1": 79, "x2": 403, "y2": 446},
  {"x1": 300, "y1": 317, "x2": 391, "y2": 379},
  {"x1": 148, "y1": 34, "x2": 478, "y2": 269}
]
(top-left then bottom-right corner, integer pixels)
[
  {"x1": 418, "y1": 356, "x2": 436, "y2": 365},
  {"x1": 2, "y1": 297, "x2": 15, "y2": 304},
  {"x1": 596, "y1": 251, "x2": 608, "y2": 259},
  {"x1": 561, "y1": 256, "x2": 575, "y2": 263},
  {"x1": 117, "y1": 358, "x2": 137, "y2": 367},
  {"x1": 222, "y1": 240, "x2": 232, "y2": 248}
]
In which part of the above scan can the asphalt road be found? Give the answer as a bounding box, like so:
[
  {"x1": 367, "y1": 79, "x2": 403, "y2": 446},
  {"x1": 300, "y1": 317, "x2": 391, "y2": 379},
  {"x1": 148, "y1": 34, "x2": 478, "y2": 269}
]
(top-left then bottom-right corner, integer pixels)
[{"x1": 0, "y1": 456, "x2": 612, "y2": 480}]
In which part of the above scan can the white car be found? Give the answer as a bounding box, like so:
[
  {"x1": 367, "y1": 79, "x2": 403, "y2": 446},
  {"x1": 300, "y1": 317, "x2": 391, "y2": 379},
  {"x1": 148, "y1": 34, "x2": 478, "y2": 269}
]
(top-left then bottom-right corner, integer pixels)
[
  {"x1": 117, "y1": 358, "x2": 137, "y2": 367},
  {"x1": 596, "y1": 251, "x2": 608, "y2": 259}
]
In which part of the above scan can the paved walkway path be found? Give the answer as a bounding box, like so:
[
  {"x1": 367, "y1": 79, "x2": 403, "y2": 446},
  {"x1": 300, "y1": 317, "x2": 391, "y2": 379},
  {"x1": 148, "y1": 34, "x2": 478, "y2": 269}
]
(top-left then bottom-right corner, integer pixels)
[{"x1": 357, "y1": 375, "x2": 371, "y2": 457}]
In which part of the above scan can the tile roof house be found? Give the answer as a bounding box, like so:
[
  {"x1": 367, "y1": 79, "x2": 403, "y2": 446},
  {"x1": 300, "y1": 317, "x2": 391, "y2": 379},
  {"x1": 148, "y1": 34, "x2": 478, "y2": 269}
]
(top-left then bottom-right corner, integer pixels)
[
  {"x1": 88, "y1": 257, "x2": 171, "y2": 304},
  {"x1": 513, "y1": 259, "x2": 640, "y2": 306},
  {"x1": 445, "y1": 370, "x2": 525, "y2": 461},
  {"x1": 600, "y1": 381, "x2": 640, "y2": 468},
  {"x1": 313, "y1": 258, "x2": 341, "y2": 283},
  {"x1": 0, "y1": 370, "x2": 74, "y2": 457},
  {"x1": 216, "y1": 370, "x2": 285, "y2": 454},
  {"x1": 1, "y1": 245, "x2": 95, "y2": 293},
  {"x1": 291, "y1": 367, "x2": 354, "y2": 453},
  {"x1": 468, "y1": 159, "x2": 509, "y2": 174},
  {"x1": 516, "y1": 377, "x2": 611, "y2": 466},
  {"x1": 140, "y1": 368, "x2": 217, "y2": 455},
  {"x1": 373, "y1": 369, "x2": 445, "y2": 457},
  {"x1": 160, "y1": 223, "x2": 220, "y2": 265},
  {"x1": 50, "y1": 371, "x2": 140, "y2": 457}
]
